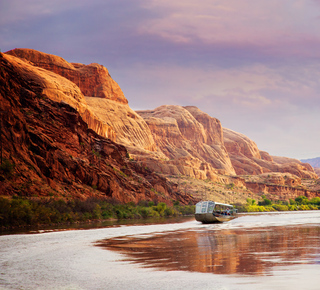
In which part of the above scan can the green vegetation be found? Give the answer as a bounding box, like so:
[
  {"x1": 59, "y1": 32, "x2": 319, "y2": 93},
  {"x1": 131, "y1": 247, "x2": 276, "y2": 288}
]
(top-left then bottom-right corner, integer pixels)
[
  {"x1": 236, "y1": 195, "x2": 320, "y2": 212},
  {"x1": 0, "y1": 197, "x2": 195, "y2": 229},
  {"x1": 0, "y1": 159, "x2": 15, "y2": 178}
]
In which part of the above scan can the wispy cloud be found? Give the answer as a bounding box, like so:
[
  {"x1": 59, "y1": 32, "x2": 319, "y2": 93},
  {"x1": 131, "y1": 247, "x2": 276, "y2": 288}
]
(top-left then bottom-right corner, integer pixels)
[
  {"x1": 1, "y1": 0, "x2": 320, "y2": 158},
  {"x1": 138, "y1": 0, "x2": 320, "y2": 57}
]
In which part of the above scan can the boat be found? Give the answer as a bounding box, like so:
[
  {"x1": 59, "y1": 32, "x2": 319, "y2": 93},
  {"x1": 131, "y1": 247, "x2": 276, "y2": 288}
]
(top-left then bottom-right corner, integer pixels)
[{"x1": 195, "y1": 200, "x2": 237, "y2": 223}]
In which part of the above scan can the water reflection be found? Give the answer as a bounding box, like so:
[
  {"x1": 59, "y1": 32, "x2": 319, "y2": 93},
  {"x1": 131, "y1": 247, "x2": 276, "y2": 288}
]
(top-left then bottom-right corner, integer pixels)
[
  {"x1": 96, "y1": 225, "x2": 320, "y2": 276},
  {"x1": 0, "y1": 216, "x2": 193, "y2": 236}
]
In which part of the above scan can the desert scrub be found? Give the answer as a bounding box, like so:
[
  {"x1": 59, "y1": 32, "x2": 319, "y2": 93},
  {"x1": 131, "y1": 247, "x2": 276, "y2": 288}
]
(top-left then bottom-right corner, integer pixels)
[
  {"x1": 0, "y1": 197, "x2": 196, "y2": 229},
  {"x1": 237, "y1": 195, "x2": 320, "y2": 213}
]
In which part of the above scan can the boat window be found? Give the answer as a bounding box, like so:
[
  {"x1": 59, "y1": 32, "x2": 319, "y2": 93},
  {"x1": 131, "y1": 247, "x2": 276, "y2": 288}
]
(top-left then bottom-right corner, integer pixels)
[
  {"x1": 195, "y1": 203, "x2": 202, "y2": 214},
  {"x1": 201, "y1": 202, "x2": 208, "y2": 213},
  {"x1": 207, "y1": 202, "x2": 214, "y2": 213}
]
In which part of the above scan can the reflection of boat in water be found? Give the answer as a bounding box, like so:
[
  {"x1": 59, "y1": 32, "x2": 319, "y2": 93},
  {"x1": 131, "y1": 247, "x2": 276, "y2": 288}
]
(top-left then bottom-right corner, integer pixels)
[{"x1": 195, "y1": 201, "x2": 237, "y2": 223}]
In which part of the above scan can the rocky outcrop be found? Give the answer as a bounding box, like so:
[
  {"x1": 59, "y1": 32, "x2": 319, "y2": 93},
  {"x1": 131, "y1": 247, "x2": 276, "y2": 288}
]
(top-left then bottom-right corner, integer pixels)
[
  {"x1": 223, "y1": 128, "x2": 318, "y2": 179},
  {"x1": 137, "y1": 105, "x2": 235, "y2": 180},
  {"x1": 0, "y1": 52, "x2": 195, "y2": 205},
  {"x1": 3, "y1": 52, "x2": 116, "y2": 140},
  {"x1": 314, "y1": 168, "x2": 320, "y2": 177},
  {"x1": 243, "y1": 172, "x2": 320, "y2": 200},
  {"x1": 85, "y1": 97, "x2": 157, "y2": 152},
  {"x1": 4, "y1": 48, "x2": 318, "y2": 203},
  {"x1": 5, "y1": 48, "x2": 158, "y2": 153},
  {"x1": 246, "y1": 182, "x2": 319, "y2": 201},
  {"x1": 5, "y1": 48, "x2": 127, "y2": 103}
]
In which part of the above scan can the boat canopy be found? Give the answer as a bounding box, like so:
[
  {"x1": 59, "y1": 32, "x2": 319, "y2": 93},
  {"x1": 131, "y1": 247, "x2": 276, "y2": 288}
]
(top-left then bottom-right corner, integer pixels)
[{"x1": 195, "y1": 201, "x2": 234, "y2": 214}]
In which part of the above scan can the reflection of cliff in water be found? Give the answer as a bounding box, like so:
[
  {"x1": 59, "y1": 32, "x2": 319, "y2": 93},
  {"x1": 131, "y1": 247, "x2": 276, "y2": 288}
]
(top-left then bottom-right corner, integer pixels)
[{"x1": 96, "y1": 225, "x2": 320, "y2": 276}]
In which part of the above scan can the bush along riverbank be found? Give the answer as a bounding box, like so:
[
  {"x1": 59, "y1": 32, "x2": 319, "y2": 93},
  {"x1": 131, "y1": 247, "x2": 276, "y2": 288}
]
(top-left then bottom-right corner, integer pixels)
[
  {"x1": 236, "y1": 195, "x2": 320, "y2": 212},
  {"x1": 0, "y1": 197, "x2": 195, "y2": 229}
]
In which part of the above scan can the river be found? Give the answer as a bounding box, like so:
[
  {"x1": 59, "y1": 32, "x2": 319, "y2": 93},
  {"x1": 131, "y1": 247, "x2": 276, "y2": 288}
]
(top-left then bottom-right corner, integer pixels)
[{"x1": 0, "y1": 211, "x2": 319, "y2": 290}]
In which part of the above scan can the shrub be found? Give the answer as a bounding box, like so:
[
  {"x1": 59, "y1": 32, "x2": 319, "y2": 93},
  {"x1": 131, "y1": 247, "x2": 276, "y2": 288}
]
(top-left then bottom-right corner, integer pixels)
[
  {"x1": 299, "y1": 204, "x2": 310, "y2": 210},
  {"x1": 258, "y1": 198, "x2": 272, "y2": 206},
  {"x1": 309, "y1": 197, "x2": 320, "y2": 205},
  {"x1": 289, "y1": 199, "x2": 296, "y2": 205},
  {"x1": 156, "y1": 202, "x2": 167, "y2": 216},
  {"x1": 295, "y1": 196, "x2": 308, "y2": 205},
  {"x1": 0, "y1": 197, "x2": 199, "y2": 228},
  {"x1": 272, "y1": 204, "x2": 288, "y2": 211},
  {"x1": 246, "y1": 205, "x2": 266, "y2": 212},
  {"x1": 0, "y1": 159, "x2": 15, "y2": 177}
]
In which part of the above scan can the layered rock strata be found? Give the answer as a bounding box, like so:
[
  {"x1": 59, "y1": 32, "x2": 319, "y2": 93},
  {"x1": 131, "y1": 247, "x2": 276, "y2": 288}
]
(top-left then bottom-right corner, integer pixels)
[
  {"x1": 223, "y1": 128, "x2": 318, "y2": 179},
  {"x1": 137, "y1": 105, "x2": 235, "y2": 180},
  {"x1": 6, "y1": 48, "x2": 127, "y2": 103},
  {"x1": 5, "y1": 48, "x2": 157, "y2": 152},
  {"x1": 0, "y1": 52, "x2": 194, "y2": 204},
  {"x1": 4, "y1": 48, "x2": 318, "y2": 202}
]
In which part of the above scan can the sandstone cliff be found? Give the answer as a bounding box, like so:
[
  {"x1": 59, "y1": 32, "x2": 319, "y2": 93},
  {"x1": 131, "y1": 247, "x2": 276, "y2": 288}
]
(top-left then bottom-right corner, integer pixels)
[
  {"x1": 223, "y1": 128, "x2": 318, "y2": 179},
  {"x1": 3, "y1": 48, "x2": 318, "y2": 203},
  {"x1": 5, "y1": 48, "x2": 157, "y2": 153},
  {"x1": 3, "y1": 52, "x2": 115, "y2": 140},
  {"x1": 137, "y1": 105, "x2": 235, "y2": 180},
  {"x1": 314, "y1": 168, "x2": 320, "y2": 177},
  {"x1": 0, "y1": 52, "x2": 194, "y2": 205},
  {"x1": 6, "y1": 48, "x2": 127, "y2": 103}
]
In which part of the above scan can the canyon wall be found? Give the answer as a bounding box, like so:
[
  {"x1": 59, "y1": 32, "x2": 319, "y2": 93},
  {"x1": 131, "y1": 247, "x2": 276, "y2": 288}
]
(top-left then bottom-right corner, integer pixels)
[
  {"x1": 3, "y1": 48, "x2": 318, "y2": 202},
  {"x1": 137, "y1": 105, "x2": 235, "y2": 180},
  {"x1": 5, "y1": 48, "x2": 157, "y2": 152},
  {"x1": 0, "y1": 52, "x2": 195, "y2": 204},
  {"x1": 223, "y1": 128, "x2": 317, "y2": 179}
]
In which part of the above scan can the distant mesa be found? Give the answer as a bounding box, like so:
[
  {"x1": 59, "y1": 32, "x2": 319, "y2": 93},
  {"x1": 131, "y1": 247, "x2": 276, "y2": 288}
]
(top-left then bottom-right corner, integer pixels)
[{"x1": 301, "y1": 157, "x2": 320, "y2": 168}]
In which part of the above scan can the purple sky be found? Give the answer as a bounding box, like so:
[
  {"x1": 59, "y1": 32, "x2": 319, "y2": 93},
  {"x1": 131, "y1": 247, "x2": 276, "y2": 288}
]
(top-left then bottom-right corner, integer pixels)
[{"x1": 1, "y1": 0, "x2": 320, "y2": 159}]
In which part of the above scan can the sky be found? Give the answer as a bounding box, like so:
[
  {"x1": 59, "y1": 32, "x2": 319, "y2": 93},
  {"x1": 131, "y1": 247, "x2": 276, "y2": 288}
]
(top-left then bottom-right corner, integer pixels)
[{"x1": 1, "y1": 0, "x2": 320, "y2": 159}]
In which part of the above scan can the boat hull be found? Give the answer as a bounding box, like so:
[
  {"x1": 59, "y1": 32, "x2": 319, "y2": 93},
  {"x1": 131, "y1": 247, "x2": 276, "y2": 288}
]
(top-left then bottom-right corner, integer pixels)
[{"x1": 195, "y1": 213, "x2": 236, "y2": 223}]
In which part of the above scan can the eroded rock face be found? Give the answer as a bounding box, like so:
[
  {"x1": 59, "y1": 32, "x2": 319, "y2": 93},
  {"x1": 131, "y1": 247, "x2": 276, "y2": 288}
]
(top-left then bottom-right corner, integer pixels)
[
  {"x1": 85, "y1": 97, "x2": 157, "y2": 151},
  {"x1": 4, "y1": 48, "x2": 317, "y2": 200},
  {"x1": 137, "y1": 105, "x2": 235, "y2": 179},
  {"x1": 5, "y1": 48, "x2": 157, "y2": 153},
  {"x1": 136, "y1": 105, "x2": 317, "y2": 182},
  {"x1": 223, "y1": 128, "x2": 318, "y2": 179},
  {"x1": 3, "y1": 52, "x2": 116, "y2": 141},
  {"x1": 0, "y1": 52, "x2": 194, "y2": 205},
  {"x1": 5, "y1": 48, "x2": 127, "y2": 103},
  {"x1": 224, "y1": 128, "x2": 261, "y2": 159},
  {"x1": 314, "y1": 168, "x2": 320, "y2": 177}
]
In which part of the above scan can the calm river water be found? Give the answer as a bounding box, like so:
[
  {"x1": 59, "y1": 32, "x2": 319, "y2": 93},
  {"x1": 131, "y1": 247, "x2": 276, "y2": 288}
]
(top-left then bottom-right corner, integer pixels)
[{"x1": 0, "y1": 211, "x2": 319, "y2": 290}]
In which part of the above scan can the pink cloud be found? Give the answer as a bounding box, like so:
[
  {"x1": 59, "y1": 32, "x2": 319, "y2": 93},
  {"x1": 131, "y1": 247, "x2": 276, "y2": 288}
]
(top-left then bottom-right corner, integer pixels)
[{"x1": 138, "y1": 0, "x2": 320, "y2": 57}]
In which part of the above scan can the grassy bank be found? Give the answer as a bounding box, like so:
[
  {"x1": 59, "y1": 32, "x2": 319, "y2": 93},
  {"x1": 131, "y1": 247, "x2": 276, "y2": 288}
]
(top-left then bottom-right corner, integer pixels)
[
  {"x1": 0, "y1": 197, "x2": 195, "y2": 229},
  {"x1": 236, "y1": 195, "x2": 320, "y2": 212}
]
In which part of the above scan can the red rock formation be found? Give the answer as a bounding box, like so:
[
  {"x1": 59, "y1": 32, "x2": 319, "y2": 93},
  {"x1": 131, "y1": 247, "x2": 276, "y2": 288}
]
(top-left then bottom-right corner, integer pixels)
[
  {"x1": 4, "y1": 48, "x2": 318, "y2": 203},
  {"x1": 85, "y1": 97, "x2": 157, "y2": 152},
  {"x1": 3, "y1": 52, "x2": 116, "y2": 140},
  {"x1": 224, "y1": 128, "x2": 261, "y2": 159},
  {"x1": 314, "y1": 168, "x2": 320, "y2": 177},
  {"x1": 223, "y1": 128, "x2": 318, "y2": 179},
  {"x1": 5, "y1": 48, "x2": 157, "y2": 153},
  {"x1": 6, "y1": 48, "x2": 127, "y2": 103},
  {"x1": 0, "y1": 52, "x2": 195, "y2": 205},
  {"x1": 137, "y1": 105, "x2": 235, "y2": 180},
  {"x1": 245, "y1": 182, "x2": 319, "y2": 201}
]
